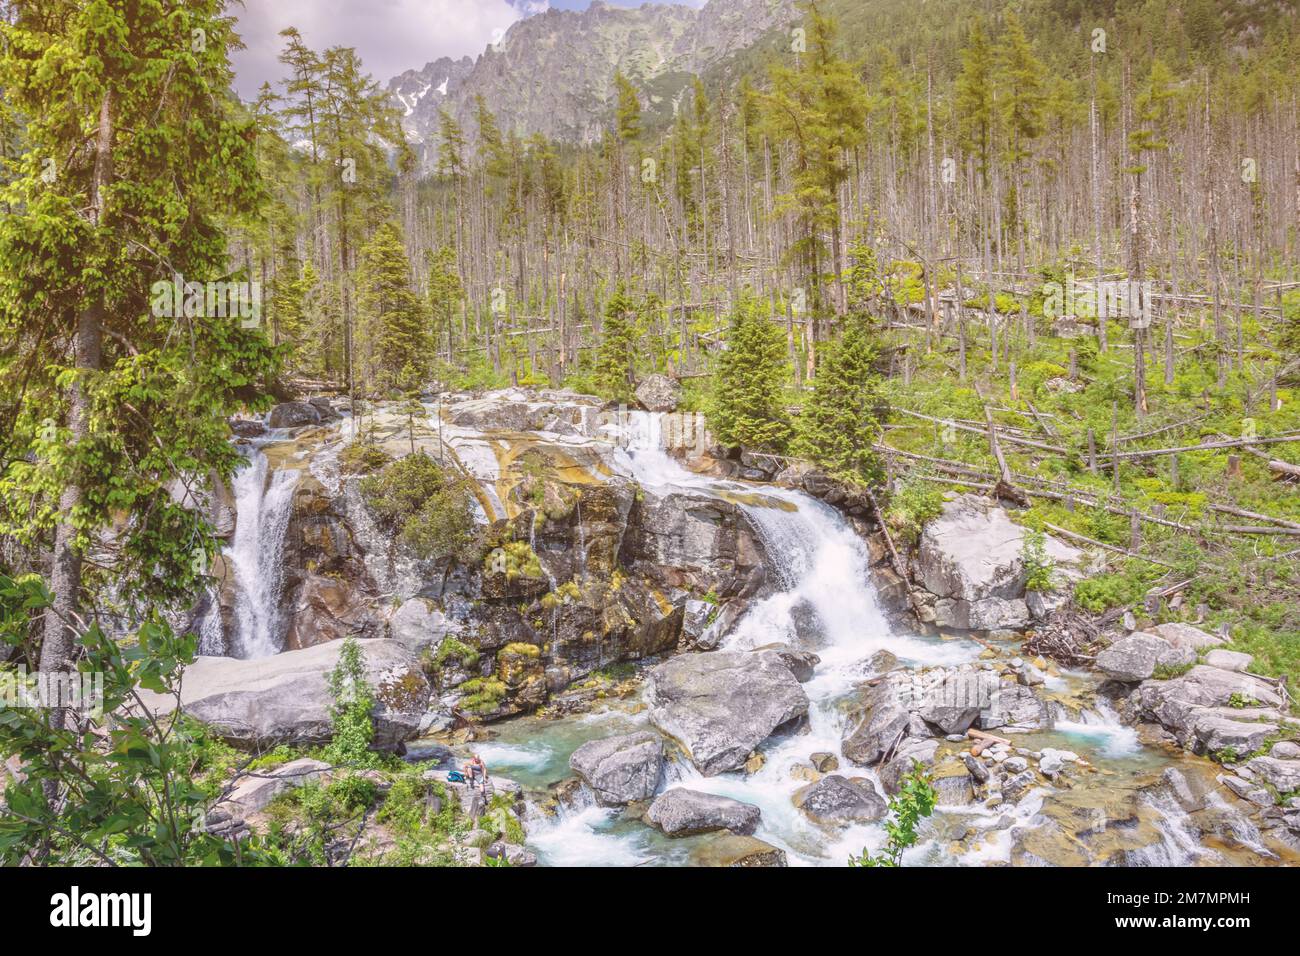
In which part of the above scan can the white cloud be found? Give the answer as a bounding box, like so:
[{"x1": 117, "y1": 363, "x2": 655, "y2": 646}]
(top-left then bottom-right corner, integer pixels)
[{"x1": 228, "y1": 0, "x2": 540, "y2": 99}]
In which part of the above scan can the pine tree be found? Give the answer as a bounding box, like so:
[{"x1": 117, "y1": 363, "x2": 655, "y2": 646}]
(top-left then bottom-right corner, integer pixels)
[
  {"x1": 594, "y1": 286, "x2": 639, "y2": 403},
  {"x1": 355, "y1": 221, "x2": 429, "y2": 394},
  {"x1": 955, "y1": 19, "x2": 997, "y2": 188},
  {"x1": 427, "y1": 245, "x2": 462, "y2": 363},
  {"x1": 709, "y1": 298, "x2": 792, "y2": 451},
  {"x1": 614, "y1": 72, "x2": 643, "y2": 143},
  {"x1": 761, "y1": 0, "x2": 870, "y2": 323},
  {"x1": 796, "y1": 320, "x2": 885, "y2": 485}
]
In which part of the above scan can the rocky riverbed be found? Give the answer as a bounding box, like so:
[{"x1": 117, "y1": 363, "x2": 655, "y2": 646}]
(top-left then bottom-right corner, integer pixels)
[{"x1": 149, "y1": 387, "x2": 1300, "y2": 867}]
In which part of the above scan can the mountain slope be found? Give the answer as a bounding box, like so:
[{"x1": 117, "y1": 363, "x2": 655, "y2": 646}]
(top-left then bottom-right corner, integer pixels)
[{"x1": 388, "y1": 0, "x2": 798, "y2": 164}]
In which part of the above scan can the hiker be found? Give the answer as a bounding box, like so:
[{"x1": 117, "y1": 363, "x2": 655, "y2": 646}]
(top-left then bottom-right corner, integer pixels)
[{"x1": 464, "y1": 754, "x2": 488, "y2": 795}]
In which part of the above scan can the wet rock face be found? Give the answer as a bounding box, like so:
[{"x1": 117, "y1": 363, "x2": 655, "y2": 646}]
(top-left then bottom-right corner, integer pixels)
[
  {"x1": 138, "y1": 639, "x2": 430, "y2": 751},
  {"x1": 912, "y1": 494, "x2": 1083, "y2": 632},
  {"x1": 281, "y1": 476, "x2": 380, "y2": 650},
  {"x1": 568, "y1": 731, "x2": 665, "y2": 806},
  {"x1": 690, "y1": 834, "x2": 788, "y2": 867},
  {"x1": 621, "y1": 491, "x2": 763, "y2": 599},
  {"x1": 648, "y1": 650, "x2": 810, "y2": 776}
]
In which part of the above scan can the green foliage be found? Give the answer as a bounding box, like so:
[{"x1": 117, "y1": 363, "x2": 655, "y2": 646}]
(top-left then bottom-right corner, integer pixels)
[
  {"x1": 356, "y1": 221, "x2": 430, "y2": 394},
  {"x1": 0, "y1": 574, "x2": 264, "y2": 865},
  {"x1": 1021, "y1": 526, "x2": 1054, "y2": 592},
  {"x1": 0, "y1": 0, "x2": 281, "y2": 611},
  {"x1": 1074, "y1": 571, "x2": 1149, "y2": 614},
  {"x1": 359, "y1": 453, "x2": 475, "y2": 562},
  {"x1": 885, "y1": 477, "x2": 944, "y2": 544},
  {"x1": 339, "y1": 439, "x2": 393, "y2": 475},
  {"x1": 850, "y1": 763, "x2": 936, "y2": 867},
  {"x1": 594, "y1": 287, "x2": 640, "y2": 403},
  {"x1": 460, "y1": 677, "x2": 507, "y2": 714},
  {"x1": 796, "y1": 319, "x2": 885, "y2": 485},
  {"x1": 708, "y1": 297, "x2": 792, "y2": 451},
  {"x1": 324, "y1": 637, "x2": 377, "y2": 767}
]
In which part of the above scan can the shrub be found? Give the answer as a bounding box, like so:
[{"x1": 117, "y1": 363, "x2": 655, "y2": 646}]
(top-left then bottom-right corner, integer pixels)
[
  {"x1": 339, "y1": 439, "x2": 392, "y2": 475},
  {"x1": 886, "y1": 478, "x2": 945, "y2": 544},
  {"x1": 360, "y1": 453, "x2": 475, "y2": 562},
  {"x1": 324, "y1": 638, "x2": 377, "y2": 767},
  {"x1": 850, "y1": 763, "x2": 936, "y2": 867}
]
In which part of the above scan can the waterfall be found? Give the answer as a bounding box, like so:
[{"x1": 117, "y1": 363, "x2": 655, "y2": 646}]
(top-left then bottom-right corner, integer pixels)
[{"x1": 221, "y1": 448, "x2": 300, "y2": 659}]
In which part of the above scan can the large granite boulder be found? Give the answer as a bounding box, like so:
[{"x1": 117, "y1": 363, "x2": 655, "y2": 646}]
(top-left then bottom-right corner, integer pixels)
[
  {"x1": 136, "y1": 639, "x2": 431, "y2": 751},
  {"x1": 634, "y1": 374, "x2": 682, "y2": 413},
  {"x1": 644, "y1": 788, "x2": 762, "y2": 836},
  {"x1": 1131, "y1": 665, "x2": 1286, "y2": 755},
  {"x1": 914, "y1": 495, "x2": 1083, "y2": 631},
  {"x1": 648, "y1": 650, "x2": 809, "y2": 776},
  {"x1": 268, "y1": 401, "x2": 322, "y2": 429},
  {"x1": 793, "y1": 775, "x2": 888, "y2": 825},
  {"x1": 568, "y1": 732, "x2": 664, "y2": 806},
  {"x1": 1096, "y1": 632, "x2": 1183, "y2": 683}
]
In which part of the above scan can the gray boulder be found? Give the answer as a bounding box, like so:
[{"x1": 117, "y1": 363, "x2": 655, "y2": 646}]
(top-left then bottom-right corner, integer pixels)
[
  {"x1": 793, "y1": 775, "x2": 888, "y2": 825},
  {"x1": 1096, "y1": 632, "x2": 1174, "y2": 682},
  {"x1": 648, "y1": 650, "x2": 809, "y2": 776},
  {"x1": 386, "y1": 597, "x2": 464, "y2": 655},
  {"x1": 753, "y1": 643, "x2": 820, "y2": 683},
  {"x1": 634, "y1": 374, "x2": 682, "y2": 413},
  {"x1": 914, "y1": 495, "x2": 1083, "y2": 631},
  {"x1": 136, "y1": 639, "x2": 430, "y2": 751},
  {"x1": 1147, "y1": 622, "x2": 1226, "y2": 652},
  {"x1": 568, "y1": 731, "x2": 664, "y2": 806},
  {"x1": 644, "y1": 788, "x2": 762, "y2": 837},
  {"x1": 842, "y1": 684, "x2": 912, "y2": 767},
  {"x1": 1203, "y1": 649, "x2": 1253, "y2": 673},
  {"x1": 206, "y1": 757, "x2": 330, "y2": 829},
  {"x1": 1246, "y1": 757, "x2": 1300, "y2": 794},
  {"x1": 268, "y1": 401, "x2": 322, "y2": 429}
]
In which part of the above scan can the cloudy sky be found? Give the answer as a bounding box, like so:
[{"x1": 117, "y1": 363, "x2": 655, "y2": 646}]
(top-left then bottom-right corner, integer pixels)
[{"x1": 228, "y1": 0, "x2": 705, "y2": 99}]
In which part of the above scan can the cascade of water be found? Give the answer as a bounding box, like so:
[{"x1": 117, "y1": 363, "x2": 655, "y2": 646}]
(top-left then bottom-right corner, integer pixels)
[{"x1": 222, "y1": 448, "x2": 300, "y2": 659}]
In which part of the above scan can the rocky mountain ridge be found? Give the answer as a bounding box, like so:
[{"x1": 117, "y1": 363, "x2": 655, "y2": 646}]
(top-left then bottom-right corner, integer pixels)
[{"x1": 387, "y1": 0, "x2": 798, "y2": 166}]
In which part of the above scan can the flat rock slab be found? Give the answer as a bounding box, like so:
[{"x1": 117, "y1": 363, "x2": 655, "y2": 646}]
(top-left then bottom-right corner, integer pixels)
[
  {"x1": 135, "y1": 639, "x2": 430, "y2": 751},
  {"x1": 1147, "y1": 622, "x2": 1226, "y2": 652},
  {"x1": 644, "y1": 788, "x2": 761, "y2": 836},
  {"x1": 649, "y1": 651, "x2": 809, "y2": 776},
  {"x1": 1203, "y1": 649, "x2": 1254, "y2": 673}
]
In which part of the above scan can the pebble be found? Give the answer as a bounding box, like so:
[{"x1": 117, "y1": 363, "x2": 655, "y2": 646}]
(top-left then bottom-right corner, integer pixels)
[{"x1": 1004, "y1": 756, "x2": 1029, "y2": 774}]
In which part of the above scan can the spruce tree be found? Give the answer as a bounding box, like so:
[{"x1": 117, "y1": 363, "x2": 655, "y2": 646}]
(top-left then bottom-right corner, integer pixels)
[
  {"x1": 796, "y1": 320, "x2": 885, "y2": 485},
  {"x1": 709, "y1": 298, "x2": 792, "y2": 451},
  {"x1": 355, "y1": 221, "x2": 429, "y2": 394},
  {"x1": 594, "y1": 287, "x2": 639, "y2": 403}
]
